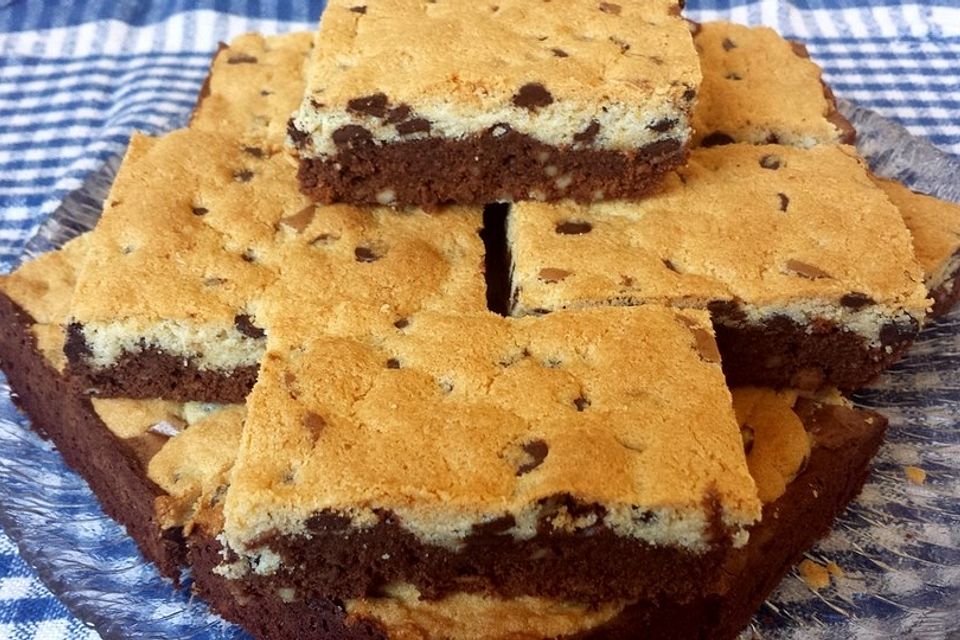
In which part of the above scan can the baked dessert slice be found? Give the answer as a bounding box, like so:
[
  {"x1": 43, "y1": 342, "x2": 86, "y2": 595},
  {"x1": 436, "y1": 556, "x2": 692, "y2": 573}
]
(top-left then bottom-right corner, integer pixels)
[
  {"x1": 508, "y1": 143, "x2": 930, "y2": 390},
  {"x1": 872, "y1": 178, "x2": 960, "y2": 318},
  {"x1": 186, "y1": 387, "x2": 886, "y2": 640},
  {"x1": 288, "y1": 0, "x2": 701, "y2": 207},
  {"x1": 216, "y1": 305, "x2": 761, "y2": 605},
  {"x1": 191, "y1": 31, "x2": 312, "y2": 153},
  {"x1": 64, "y1": 128, "x2": 486, "y2": 403},
  {"x1": 0, "y1": 235, "x2": 239, "y2": 580},
  {"x1": 690, "y1": 20, "x2": 855, "y2": 148}
]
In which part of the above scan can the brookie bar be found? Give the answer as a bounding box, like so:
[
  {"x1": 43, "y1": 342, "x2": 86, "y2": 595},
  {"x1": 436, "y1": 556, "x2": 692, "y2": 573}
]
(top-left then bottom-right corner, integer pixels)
[
  {"x1": 508, "y1": 143, "x2": 930, "y2": 390},
  {"x1": 289, "y1": 0, "x2": 701, "y2": 207}
]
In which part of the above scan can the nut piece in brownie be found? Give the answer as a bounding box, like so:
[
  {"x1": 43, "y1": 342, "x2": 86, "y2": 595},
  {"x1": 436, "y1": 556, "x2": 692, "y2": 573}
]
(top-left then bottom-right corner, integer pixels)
[
  {"x1": 219, "y1": 306, "x2": 760, "y2": 605},
  {"x1": 289, "y1": 0, "x2": 701, "y2": 207},
  {"x1": 872, "y1": 177, "x2": 960, "y2": 318},
  {"x1": 191, "y1": 31, "x2": 312, "y2": 152},
  {"x1": 508, "y1": 143, "x2": 930, "y2": 390},
  {"x1": 187, "y1": 388, "x2": 886, "y2": 640},
  {"x1": 690, "y1": 21, "x2": 855, "y2": 148},
  {"x1": 66, "y1": 129, "x2": 486, "y2": 402}
]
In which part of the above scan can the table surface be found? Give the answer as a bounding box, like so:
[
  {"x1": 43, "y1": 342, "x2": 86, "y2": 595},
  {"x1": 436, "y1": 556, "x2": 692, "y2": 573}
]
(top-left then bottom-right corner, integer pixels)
[{"x1": 0, "y1": 1, "x2": 958, "y2": 638}]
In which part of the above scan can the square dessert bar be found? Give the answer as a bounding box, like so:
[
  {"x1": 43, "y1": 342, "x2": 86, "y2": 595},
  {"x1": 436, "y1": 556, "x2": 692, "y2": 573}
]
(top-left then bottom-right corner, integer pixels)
[
  {"x1": 65, "y1": 128, "x2": 486, "y2": 402},
  {"x1": 191, "y1": 31, "x2": 312, "y2": 152},
  {"x1": 289, "y1": 0, "x2": 701, "y2": 207},
  {"x1": 218, "y1": 306, "x2": 761, "y2": 605},
  {"x1": 188, "y1": 387, "x2": 885, "y2": 640},
  {"x1": 873, "y1": 178, "x2": 960, "y2": 318},
  {"x1": 508, "y1": 143, "x2": 930, "y2": 390},
  {"x1": 690, "y1": 21, "x2": 855, "y2": 148}
]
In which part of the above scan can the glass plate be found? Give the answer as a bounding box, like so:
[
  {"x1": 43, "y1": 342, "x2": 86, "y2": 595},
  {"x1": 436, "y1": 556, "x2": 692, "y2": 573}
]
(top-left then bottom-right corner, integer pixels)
[{"x1": 0, "y1": 103, "x2": 958, "y2": 640}]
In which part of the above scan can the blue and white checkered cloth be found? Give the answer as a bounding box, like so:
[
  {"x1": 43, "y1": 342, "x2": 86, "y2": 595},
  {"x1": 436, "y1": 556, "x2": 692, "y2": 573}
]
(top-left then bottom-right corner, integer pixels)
[{"x1": 0, "y1": 1, "x2": 958, "y2": 637}]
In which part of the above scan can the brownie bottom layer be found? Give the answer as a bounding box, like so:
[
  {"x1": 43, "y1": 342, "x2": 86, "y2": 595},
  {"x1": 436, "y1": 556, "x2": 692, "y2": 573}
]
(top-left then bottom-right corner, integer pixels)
[
  {"x1": 0, "y1": 293, "x2": 185, "y2": 580},
  {"x1": 187, "y1": 400, "x2": 886, "y2": 640},
  {"x1": 294, "y1": 125, "x2": 685, "y2": 208},
  {"x1": 713, "y1": 311, "x2": 919, "y2": 391},
  {"x1": 65, "y1": 324, "x2": 257, "y2": 403}
]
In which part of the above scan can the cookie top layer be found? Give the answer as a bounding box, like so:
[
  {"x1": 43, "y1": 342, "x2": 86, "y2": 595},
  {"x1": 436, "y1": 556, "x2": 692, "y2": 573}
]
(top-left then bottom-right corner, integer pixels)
[
  {"x1": 691, "y1": 21, "x2": 852, "y2": 147},
  {"x1": 509, "y1": 144, "x2": 928, "y2": 326},
  {"x1": 293, "y1": 0, "x2": 700, "y2": 155},
  {"x1": 873, "y1": 177, "x2": 960, "y2": 288},
  {"x1": 69, "y1": 128, "x2": 486, "y2": 368},
  {"x1": 1, "y1": 234, "x2": 90, "y2": 370},
  {"x1": 192, "y1": 32, "x2": 312, "y2": 152},
  {"x1": 223, "y1": 306, "x2": 760, "y2": 555}
]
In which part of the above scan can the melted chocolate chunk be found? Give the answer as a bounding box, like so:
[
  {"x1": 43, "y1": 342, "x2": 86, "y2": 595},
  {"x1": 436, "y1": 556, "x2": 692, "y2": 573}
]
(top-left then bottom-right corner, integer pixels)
[
  {"x1": 840, "y1": 292, "x2": 875, "y2": 310},
  {"x1": 759, "y1": 154, "x2": 782, "y2": 170},
  {"x1": 396, "y1": 118, "x2": 431, "y2": 136},
  {"x1": 682, "y1": 87, "x2": 697, "y2": 102},
  {"x1": 350, "y1": 5, "x2": 367, "y2": 13},
  {"x1": 556, "y1": 220, "x2": 593, "y2": 235},
  {"x1": 347, "y1": 93, "x2": 389, "y2": 118},
  {"x1": 191, "y1": 207, "x2": 208, "y2": 216},
  {"x1": 517, "y1": 439, "x2": 549, "y2": 475},
  {"x1": 385, "y1": 358, "x2": 401, "y2": 369},
  {"x1": 574, "y1": 395, "x2": 591, "y2": 411},
  {"x1": 233, "y1": 169, "x2": 254, "y2": 182},
  {"x1": 354, "y1": 246, "x2": 380, "y2": 262},
  {"x1": 778, "y1": 192, "x2": 790, "y2": 212},
  {"x1": 393, "y1": 318, "x2": 409, "y2": 329},
  {"x1": 227, "y1": 53, "x2": 258, "y2": 64},
  {"x1": 234, "y1": 314, "x2": 265, "y2": 339},
  {"x1": 662, "y1": 258, "x2": 680, "y2": 273},
  {"x1": 701, "y1": 132, "x2": 734, "y2": 147},
  {"x1": 551, "y1": 47, "x2": 569, "y2": 57},
  {"x1": 512, "y1": 83, "x2": 554, "y2": 110},
  {"x1": 332, "y1": 125, "x2": 373, "y2": 146},
  {"x1": 242, "y1": 146, "x2": 264, "y2": 158}
]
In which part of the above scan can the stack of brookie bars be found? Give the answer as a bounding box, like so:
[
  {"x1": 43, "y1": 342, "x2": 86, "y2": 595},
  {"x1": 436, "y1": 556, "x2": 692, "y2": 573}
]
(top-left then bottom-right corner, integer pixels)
[{"x1": 2, "y1": 3, "x2": 959, "y2": 639}]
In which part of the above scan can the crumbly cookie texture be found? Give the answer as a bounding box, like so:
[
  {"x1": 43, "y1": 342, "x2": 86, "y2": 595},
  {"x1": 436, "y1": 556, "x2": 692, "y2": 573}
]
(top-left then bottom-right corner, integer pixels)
[
  {"x1": 872, "y1": 177, "x2": 960, "y2": 313},
  {"x1": 223, "y1": 306, "x2": 760, "y2": 558},
  {"x1": 691, "y1": 21, "x2": 853, "y2": 147},
  {"x1": 0, "y1": 234, "x2": 90, "y2": 370},
  {"x1": 68, "y1": 128, "x2": 486, "y2": 375},
  {"x1": 508, "y1": 143, "x2": 929, "y2": 347},
  {"x1": 292, "y1": 0, "x2": 700, "y2": 157},
  {"x1": 192, "y1": 31, "x2": 313, "y2": 152}
]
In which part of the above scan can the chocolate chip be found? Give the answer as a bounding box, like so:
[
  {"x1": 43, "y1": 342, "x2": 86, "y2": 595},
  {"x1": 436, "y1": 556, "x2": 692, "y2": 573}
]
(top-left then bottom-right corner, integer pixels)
[
  {"x1": 647, "y1": 118, "x2": 677, "y2": 132},
  {"x1": 677, "y1": 316, "x2": 721, "y2": 364},
  {"x1": 778, "y1": 192, "x2": 790, "y2": 212},
  {"x1": 278, "y1": 205, "x2": 315, "y2": 233},
  {"x1": 234, "y1": 314, "x2": 265, "y2": 339},
  {"x1": 573, "y1": 120, "x2": 601, "y2": 144},
  {"x1": 332, "y1": 125, "x2": 373, "y2": 146},
  {"x1": 393, "y1": 318, "x2": 409, "y2": 329},
  {"x1": 242, "y1": 249, "x2": 256, "y2": 262},
  {"x1": 354, "y1": 246, "x2": 380, "y2": 262},
  {"x1": 384, "y1": 105, "x2": 411, "y2": 124},
  {"x1": 551, "y1": 48, "x2": 569, "y2": 57},
  {"x1": 760, "y1": 154, "x2": 782, "y2": 169},
  {"x1": 242, "y1": 146, "x2": 264, "y2": 158},
  {"x1": 880, "y1": 319, "x2": 918, "y2": 347},
  {"x1": 662, "y1": 258, "x2": 680, "y2": 273},
  {"x1": 784, "y1": 259, "x2": 832, "y2": 280},
  {"x1": 512, "y1": 83, "x2": 554, "y2": 110},
  {"x1": 347, "y1": 93, "x2": 389, "y2": 118},
  {"x1": 233, "y1": 169, "x2": 254, "y2": 182},
  {"x1": 203, "y1": 277, "x2": 226, "y2": 287},
  {"x1": 396, "y1": 118, "x2": 431, "y2": 136},
  {"x1": 386, "y1": 358, "x2": 401, "y2": 369},
  {"x1": 287, "y1": 119, "x2": 310, "y2": 148},
  {"x1": 349, "y1": 5, "x2": 367, "y2": 13},
  {"x1": 609, "y1": 36, "x2": 630, "y2": 53},
  {"x1": 840, "y1": 292, "x2": 875, "y2": 309},
  {"x1": 741, "y1": 425, "x2": 755, "y2": 455},
  {"x1": 192, "y1": 206, "x2": 208, "y2": 216},
  {"x1": 766, "y1": 133, "x2": 781, "y2": 144},
  {"x1": 725, "y1": 72, "x2": 742, "y2": 80},
  {"x1": 260, "y1": 89, "x2": 273, "y2": 96},
  {"x1": 555, "y1": 220, "x2": 592, "y2": 235},
  {"x1": 682, "y1": 87, "x2": 697, "y2": 102},
  {"x1": 574, "y1": 395, "x2": 591, "y2": 411},
  {"x1": 598, "y1": 1, "x2": 621, "y2": 15},
  {"x1": 227, "y1": 53, "x2": 258, "y2": 64},
  {"x1": 517, "y1": 439, "x2": 549, "y2": 475},
  {"x1": 722, "y1": 37, "x2": 736, "y2": 51},
  {"x1": 701, "y1": 132, "x2": 734, "y2": 147},
  {"x1": 789, "y1": 40, "x2": 810, "y2": 59},
  {"x1": 303, "y1": 412, "x2": 326, "y2": 440},
  {"x1": 538, "y1": 267, "x2": 571, "y2": 283}
]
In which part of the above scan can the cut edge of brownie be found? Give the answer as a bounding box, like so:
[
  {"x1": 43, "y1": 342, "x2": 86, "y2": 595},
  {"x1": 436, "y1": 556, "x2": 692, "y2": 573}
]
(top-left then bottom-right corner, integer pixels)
[
  {"x1": 0, "y1": 291, "x2": 186, "y2": 581},
  {"x1": 292, "y1": 124, "x2": 687, "y2": 207},
  {"x1": 186, "y1": 397, "x2": 887, "y2": 640}
]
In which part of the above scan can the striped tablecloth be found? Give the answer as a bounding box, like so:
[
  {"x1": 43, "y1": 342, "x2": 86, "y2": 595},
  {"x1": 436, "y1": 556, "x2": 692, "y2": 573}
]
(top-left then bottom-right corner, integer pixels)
[{"x1": 0, "y1": 1, "x2": 958, "y2": 637}]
